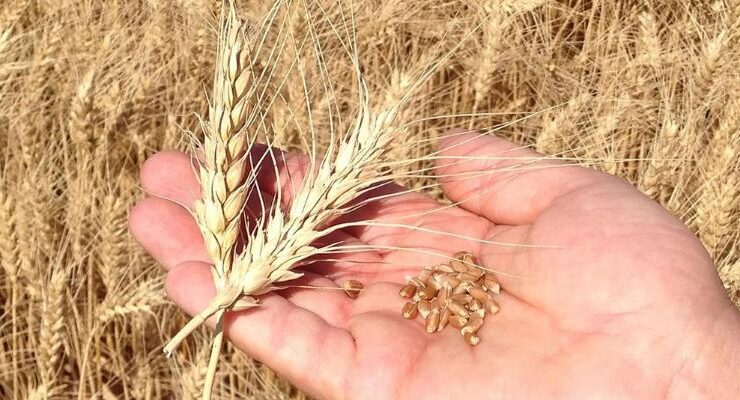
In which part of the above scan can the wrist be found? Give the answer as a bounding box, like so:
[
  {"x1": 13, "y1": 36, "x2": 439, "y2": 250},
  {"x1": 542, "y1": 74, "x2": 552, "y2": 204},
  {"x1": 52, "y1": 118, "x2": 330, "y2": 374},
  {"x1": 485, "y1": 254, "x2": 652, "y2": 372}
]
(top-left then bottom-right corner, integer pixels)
[{"x1": 668, "y1": 305, "x2": 740, "y2": 399}]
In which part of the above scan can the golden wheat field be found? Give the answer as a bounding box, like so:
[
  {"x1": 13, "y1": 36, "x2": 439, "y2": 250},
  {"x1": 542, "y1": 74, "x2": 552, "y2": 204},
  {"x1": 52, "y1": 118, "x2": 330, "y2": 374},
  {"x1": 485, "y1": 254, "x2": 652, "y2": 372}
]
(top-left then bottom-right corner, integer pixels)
[{"x1": 1, "y1": 0, "x2": 739, "y2": 398}]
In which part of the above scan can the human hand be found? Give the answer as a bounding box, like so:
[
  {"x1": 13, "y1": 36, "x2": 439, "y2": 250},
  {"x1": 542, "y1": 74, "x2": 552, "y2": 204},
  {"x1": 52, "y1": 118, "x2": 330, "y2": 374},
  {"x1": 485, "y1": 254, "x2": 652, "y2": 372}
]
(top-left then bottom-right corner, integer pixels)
[{"x1": 130, "y1": 130, "x2": 740, "y2": 399}]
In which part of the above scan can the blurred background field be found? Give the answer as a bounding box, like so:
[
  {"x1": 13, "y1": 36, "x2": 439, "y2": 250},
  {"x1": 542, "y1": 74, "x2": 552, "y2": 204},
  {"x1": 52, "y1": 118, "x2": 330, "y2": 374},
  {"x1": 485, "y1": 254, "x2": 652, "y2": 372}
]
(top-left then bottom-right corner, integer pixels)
[{"x1": 0, "y1": 0, "x2": 738, "y2": 398}]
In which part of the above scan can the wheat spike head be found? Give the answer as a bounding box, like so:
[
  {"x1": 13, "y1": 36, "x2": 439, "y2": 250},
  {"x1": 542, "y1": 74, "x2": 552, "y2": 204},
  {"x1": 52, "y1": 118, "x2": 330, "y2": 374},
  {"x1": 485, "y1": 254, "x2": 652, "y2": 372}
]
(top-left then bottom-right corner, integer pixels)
[{"x1": 194, "y1": 7, "x2": 256, "y2": 284}]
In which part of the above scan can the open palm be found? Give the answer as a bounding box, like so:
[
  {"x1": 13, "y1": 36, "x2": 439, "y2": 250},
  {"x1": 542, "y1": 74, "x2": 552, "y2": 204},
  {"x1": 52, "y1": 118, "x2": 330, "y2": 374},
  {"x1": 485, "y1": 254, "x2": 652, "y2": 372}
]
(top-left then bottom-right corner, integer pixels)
[{"x1": 130, "y1": 130, "x2": 739, "y2": 399}]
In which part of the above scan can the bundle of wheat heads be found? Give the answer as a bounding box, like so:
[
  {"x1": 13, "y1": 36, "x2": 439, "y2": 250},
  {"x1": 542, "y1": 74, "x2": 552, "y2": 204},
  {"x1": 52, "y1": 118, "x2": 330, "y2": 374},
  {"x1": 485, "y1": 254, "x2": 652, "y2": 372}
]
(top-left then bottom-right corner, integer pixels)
[{"x1": 164, "y1": 5, "x2": 411, "y2": 398}]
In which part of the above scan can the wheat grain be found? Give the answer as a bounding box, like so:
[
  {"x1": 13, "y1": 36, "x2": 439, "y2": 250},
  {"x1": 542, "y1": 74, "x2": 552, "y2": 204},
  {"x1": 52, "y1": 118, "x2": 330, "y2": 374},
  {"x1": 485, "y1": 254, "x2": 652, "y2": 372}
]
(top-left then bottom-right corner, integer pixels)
[
  {"x1": 449, "y1": 315, "x2": 467, "y2": 329},
  {"x1": 341, "y1": 280, "x2": 364, "y2": 298},
  {"x1": 463, "y1": 333, "x2": 481, "y2": 346},
  {"x1": 399, "y1": 284, "x2": 417, "y2": 299},
  {"x1": 460, "y1": 316, "x2": 484, "y2": 336},
  {"x1": 402, "y1": 302, "x2": 418, "y2": 319}
]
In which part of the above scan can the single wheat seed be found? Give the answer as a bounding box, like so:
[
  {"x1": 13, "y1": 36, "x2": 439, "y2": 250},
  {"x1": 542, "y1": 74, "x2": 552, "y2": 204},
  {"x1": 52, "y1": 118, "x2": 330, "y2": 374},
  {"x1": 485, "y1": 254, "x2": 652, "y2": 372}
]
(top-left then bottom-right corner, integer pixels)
[
  {"x1": 426, "y1": 310, "x2": 440, "y2": 333},
  {"x1": 417, "y1": 300, "x2": 432, "y2": 319},
  {"x1": 461, "y1": 316, "x2": 484, "y2": 336},
  {"x1": 342, "y1": 280, "x2": 364, "y2": 299},
  {"x1": 464, "y1": 333, "x2": 481, "y2": 346},
  {"x1": 449, "y1": 315, "x2": 468, "y2": 329},
  {"x1": 402, "y1": 302, "x2": 418, "y2": 319},
  {"x1": 399, "y1": 284, "x2": 417, "y2": 299}
]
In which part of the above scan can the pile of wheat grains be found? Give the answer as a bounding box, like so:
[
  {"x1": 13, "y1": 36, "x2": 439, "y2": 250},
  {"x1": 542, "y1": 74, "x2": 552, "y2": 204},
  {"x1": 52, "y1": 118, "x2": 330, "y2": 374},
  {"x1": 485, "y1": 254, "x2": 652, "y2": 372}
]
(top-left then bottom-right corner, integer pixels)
[{"x1": 399, "y1": 252, "x2": 501, "y2": 346}]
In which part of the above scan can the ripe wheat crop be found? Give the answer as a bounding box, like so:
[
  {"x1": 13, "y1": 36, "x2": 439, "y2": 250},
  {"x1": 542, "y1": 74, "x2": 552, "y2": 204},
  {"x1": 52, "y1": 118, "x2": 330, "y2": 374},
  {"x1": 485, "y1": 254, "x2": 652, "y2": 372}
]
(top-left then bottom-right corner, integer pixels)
[{"x1": 0, "y1": 0, "x2": 738, "y2": 398}]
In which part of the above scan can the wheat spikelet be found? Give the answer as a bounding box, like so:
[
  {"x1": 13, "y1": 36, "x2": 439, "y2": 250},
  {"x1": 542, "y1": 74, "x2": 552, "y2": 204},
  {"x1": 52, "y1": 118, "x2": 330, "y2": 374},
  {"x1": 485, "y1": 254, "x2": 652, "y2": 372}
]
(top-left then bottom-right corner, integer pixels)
[
  {"x1": 721, "y1": 256, "x2": 740, "y2": 306},
  {"x1": 96, "y1": 192, "x2": 128, "y2": 289},
  {"x1": 14, "y1": 181, "x2": 43, "y2": 299},
  {"x1": 97, "y1": 278, "x2": 165, "y2": 324},
  {"x1": 26, "y1": 172, "x2": 58, "y2": 259},
  {"x1": 68, "y1": 69, "x2": 96, "y2": 154},
  {"x1": 161, "y1": 5, "x2": 265, "y2": 399},
  {"x1": 231, "y1": 100, "x2": 397, "y2": 295},
  {"x1": 63, "y1": 169, "x2": 93, "y2": 258},
  {"x1": 694, "y1": 30, "x2": 727, "y2": 100},
  {"x1": 535, "y1": 95, "x2": 588, "y2": 156},
  {"x1": 637, "y1": 12, "x2": 662, "y2": 69},
  {"x1": 37, "y1": 268, "x2": 66, "y2": 390},
  {"x1": 471, "y1": 1, "x2": 507, "y2": 109},
  {"x1": 131, "y1": 363, "x2": 155, "y2": 399},
  {"x1": 639, "y1": 118, "x2": 681, "y2": 202},
  {"x1": 472, "y1": 1, "x2": 544, "y2": 109},
  {"x1": 593, "y1": 97, "x2": 632, "y2": 175},
  {"x1": 694, "y1": 101, "x2": 740, "y2": 253},
  {"x1": 193, "y1": 6, "x2": 256, "y2": 285},
  {"x1": 0, "y1": 190, "x2": 19, "y2": 285},
  {"x1": 377, "y1": 69, "x2": 417, "y2": 181},
  {"x1": 25, "y1": 385, "x2": 54, "y2": 400},
  {"x1": 179, "y1": 347, "x2": 210, "y2": 400},
  {"x1": 273, "y1": 1, "x2": 309, "y2": 143}
]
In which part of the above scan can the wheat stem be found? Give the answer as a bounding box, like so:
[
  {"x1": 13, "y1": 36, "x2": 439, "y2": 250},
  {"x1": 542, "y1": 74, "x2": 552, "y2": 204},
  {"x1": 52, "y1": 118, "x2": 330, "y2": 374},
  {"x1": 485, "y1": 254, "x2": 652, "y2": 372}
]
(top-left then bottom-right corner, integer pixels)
[
  {"x1": 164, "y1": 301, "x2": 222, "y2": 358},
  {"x1": 202, "y1": 309, "x2": 226, "y2": 400}
]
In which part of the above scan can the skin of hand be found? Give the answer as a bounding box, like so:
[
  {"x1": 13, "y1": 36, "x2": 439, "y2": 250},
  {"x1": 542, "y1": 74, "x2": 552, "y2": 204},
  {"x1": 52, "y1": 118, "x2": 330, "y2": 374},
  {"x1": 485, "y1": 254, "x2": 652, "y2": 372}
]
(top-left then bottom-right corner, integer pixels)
[{"x1": 129, "y1": 129, "x2": 740, "y2": 400}]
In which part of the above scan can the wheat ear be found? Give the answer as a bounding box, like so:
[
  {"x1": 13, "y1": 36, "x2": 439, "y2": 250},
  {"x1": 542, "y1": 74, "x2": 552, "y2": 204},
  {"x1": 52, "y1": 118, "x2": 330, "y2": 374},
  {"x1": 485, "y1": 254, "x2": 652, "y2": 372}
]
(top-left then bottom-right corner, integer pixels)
[
  {"x1": 194, "y1": 10, "x2": 256, "y2": 285},
  {"x1": 161, "y1": 7, "x2": 262, "y2": 400}
]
